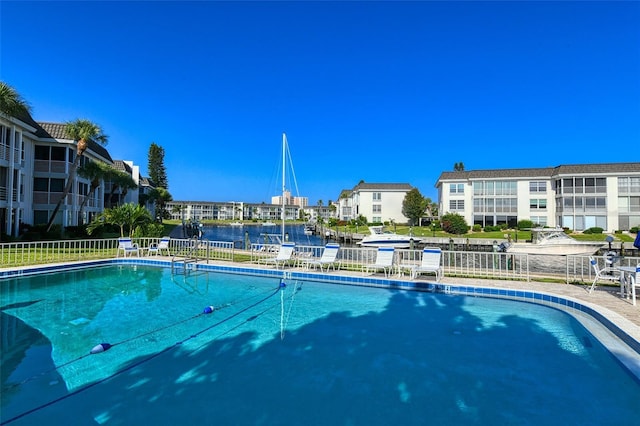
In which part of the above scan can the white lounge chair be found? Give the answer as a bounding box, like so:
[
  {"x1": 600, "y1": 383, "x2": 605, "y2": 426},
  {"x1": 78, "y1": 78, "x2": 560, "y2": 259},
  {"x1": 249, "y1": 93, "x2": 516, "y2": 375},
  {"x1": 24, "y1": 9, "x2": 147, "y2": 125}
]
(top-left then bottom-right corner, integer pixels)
[
  {"x1": 262, "y1": 242, "x2": 296, "y2": 269},
  {"x1": 302, "y1": 243, "x2": 340, "y2": 271},
  {"x1": 148, "y1": 237, "x2": 171, "y2": 256},
  {"x1": 411, "y1": 247, "x2": 443, "y2": 281},
  {"x1": 365, "y1": 247, "x2": 395, "y2": 277},
  {"x1": 117, "y1": 238, "x2": 140, "y2": 257},
  {"x1": 588, "y1": 255, "x2": 620, "y2": 293}
]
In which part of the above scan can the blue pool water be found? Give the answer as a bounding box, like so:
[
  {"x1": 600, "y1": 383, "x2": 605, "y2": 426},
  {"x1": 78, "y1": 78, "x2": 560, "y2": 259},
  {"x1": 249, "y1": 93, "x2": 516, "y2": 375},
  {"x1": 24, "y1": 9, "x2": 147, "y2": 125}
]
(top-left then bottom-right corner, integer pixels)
[{"x1": 1, "y1": 265, "x2": 640, "y2": 425}]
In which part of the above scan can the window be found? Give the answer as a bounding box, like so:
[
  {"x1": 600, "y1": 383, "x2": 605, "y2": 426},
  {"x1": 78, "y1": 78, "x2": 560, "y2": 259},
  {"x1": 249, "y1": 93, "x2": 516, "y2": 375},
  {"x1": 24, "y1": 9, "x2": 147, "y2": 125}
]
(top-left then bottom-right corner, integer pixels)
[
  {"x1": 486, "y1": 199, "x2": 494, "y2": 212},
  {"x1": 34, "y1": 178, "x2": 48, "y2": 191},
  {"x1": 618, "y1": 177, "x2": 640, "y2": 193},
  {"x1": 50, "y1": 179, "x2": 65, "y2": 192},
  {"x1": 530, "y1": 199, "x2": 547, "y2": 209},
  {"x1": 51, "y1": 147, "x2": 66, "y2": 161},
  {"x1": 449, "y1": 200, "x2": 464, "y2": 210},
  {"x1": 619, "y1": 197, "x2": 630, "y2": 213},
  {"x1": 485, "y1": 181, "x2": 494, "y2": 196},
  {"x1": 529, "y1": 181, "x2": 546, "y2": 193},
  {"x1": 450, "y1": 183, "x2": 464, "y2": 194},
  {"x1": 373, "y1": 192, "x2": 381, "y2": 201},
  {"x1": 34, "y1": 145, "x2": 50, "y2": 160},
  {"x1": 372, "y1": 204, "x2": 382, "y2": 213},
  {"x1": 563, "y1": 178, "x2": 574, "y2": 194},
  {"x1": 530, "y1": 216, "x2": 548, "y2": 226}
]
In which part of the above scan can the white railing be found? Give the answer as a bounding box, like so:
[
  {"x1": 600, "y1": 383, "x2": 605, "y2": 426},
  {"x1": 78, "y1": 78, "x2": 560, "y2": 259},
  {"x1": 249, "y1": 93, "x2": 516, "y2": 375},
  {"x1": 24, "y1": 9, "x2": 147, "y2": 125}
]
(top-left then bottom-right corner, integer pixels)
[{"x1": 1, "y1": 238, "x2": 638, "y2": 285}]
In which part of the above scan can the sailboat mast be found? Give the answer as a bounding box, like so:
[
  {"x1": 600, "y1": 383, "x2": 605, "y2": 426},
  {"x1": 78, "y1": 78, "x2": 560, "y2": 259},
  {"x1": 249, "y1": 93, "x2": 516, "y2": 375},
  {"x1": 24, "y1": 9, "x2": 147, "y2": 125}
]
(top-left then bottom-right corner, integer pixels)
[{"x1": 281, "y1": 132, "x2": 286, "y2": 242}]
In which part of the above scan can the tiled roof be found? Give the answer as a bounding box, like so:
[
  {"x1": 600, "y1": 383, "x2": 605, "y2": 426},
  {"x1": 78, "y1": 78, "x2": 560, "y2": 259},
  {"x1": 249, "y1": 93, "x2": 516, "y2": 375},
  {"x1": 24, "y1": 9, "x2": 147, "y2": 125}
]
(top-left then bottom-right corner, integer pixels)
[
  {"x1": 38, "y1": 122, "x2": 70, "y2": 139},
  {"x1": 112, "y1": 160, "x2": 132, "y2": 174},
  {"x1": 139, "y1": 176, "x2": 154, "y2": 187},
  {"x1": 36, "y1": 121, "x2": 113, "y2": 162},
  {"x1": 353, "y1": 182, "x2": 413, "y2": 191},
  {"x1": 553, "y1": 163, "x2": 640, "y2": 175},
  {"x1": 437, "y1": 162, "x2": 640, "y2": 183}
]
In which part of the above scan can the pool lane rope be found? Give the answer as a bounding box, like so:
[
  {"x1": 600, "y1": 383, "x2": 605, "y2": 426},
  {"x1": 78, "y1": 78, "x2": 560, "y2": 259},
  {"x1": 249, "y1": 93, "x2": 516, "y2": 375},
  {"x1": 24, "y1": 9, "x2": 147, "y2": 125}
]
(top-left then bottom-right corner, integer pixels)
[
  {"x1": 280, "y1": 279, "x2": 303, "y2": 340},
  {"x1": 1, "y1": 283, "x2": 285, "y2": 425},
  {"x1": 0, "y1": 283, "x2": 282, "y2": 399}
]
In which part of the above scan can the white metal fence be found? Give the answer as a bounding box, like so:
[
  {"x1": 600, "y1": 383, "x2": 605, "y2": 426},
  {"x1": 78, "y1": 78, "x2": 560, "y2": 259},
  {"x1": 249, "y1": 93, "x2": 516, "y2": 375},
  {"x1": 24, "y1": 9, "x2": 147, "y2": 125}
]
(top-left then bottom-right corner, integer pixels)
[{"x1": 2, "y1": 238, "x2": 638, "y2": 285}]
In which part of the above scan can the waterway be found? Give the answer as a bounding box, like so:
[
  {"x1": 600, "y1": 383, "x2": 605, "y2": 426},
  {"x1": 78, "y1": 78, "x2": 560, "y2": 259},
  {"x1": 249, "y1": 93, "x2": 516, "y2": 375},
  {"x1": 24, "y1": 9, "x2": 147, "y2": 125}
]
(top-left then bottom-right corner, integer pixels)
[{"x1": 190, "y1": 223, "x2": 327, "y2": 247}]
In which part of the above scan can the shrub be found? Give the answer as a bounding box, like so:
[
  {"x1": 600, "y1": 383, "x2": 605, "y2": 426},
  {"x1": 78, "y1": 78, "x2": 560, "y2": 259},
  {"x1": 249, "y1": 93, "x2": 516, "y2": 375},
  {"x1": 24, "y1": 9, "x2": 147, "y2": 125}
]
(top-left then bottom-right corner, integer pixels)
[
  {"x1": 472, "y1": 224, "x2": 481, "y2": 232},
  {"x1": 517, "y1": 219, "x2": 534, "y2": 229},
  {"x1": 441, "y1": 213, "x2": 469, "y2": 235},
  {"x1": 583, "y1": 227, "x2": 604, "y2": 234},
  {"x1": 65, "y1": 225, "x2": 89, "y2": 239},
  {"x1": 630, "y1": 226, "x2": 639, "y2": 233}
]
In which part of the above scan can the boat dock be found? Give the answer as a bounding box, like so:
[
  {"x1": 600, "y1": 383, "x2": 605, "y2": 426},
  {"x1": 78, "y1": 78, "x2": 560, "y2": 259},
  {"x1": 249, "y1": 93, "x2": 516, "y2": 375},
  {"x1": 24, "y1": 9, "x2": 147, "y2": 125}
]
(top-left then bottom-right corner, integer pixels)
[{"x1": 321, "y1": 229, "x2": 638, "y2": 256}]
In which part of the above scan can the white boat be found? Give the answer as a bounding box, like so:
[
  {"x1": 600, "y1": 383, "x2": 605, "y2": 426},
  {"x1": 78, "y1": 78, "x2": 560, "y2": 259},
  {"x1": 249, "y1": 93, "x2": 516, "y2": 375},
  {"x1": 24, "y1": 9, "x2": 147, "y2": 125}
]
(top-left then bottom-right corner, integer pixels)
[
  {"x1": 303, "y1": 223, "x2": 314, "y2": 235},
  {"x1": 230, "y1": 221, "x2": 243, "y2": 227},
  {"x1": 262, "y1": 221, "x2": 277, "y2": 227},
  {"x1": 502, "y1": 227, "x2": 604, "y2": 256},
  {"x1": 357, "y1": 226, "x2": 422, "y2": 248}
]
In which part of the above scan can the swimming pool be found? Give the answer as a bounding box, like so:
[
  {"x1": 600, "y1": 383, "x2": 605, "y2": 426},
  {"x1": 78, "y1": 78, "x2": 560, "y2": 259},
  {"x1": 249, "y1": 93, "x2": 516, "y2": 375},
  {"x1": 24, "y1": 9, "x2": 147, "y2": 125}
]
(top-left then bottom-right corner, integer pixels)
[{"x1": 2, "y1": 263, "x2": 640, "y2": 425}]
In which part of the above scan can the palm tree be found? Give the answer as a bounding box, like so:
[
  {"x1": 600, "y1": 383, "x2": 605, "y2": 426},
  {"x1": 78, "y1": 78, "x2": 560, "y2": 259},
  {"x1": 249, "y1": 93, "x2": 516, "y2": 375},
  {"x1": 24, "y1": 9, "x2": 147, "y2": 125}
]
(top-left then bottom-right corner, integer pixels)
[
  {"x1": 77, "y1": 161, "x2": 112, "y2": 224},
  {"x1": 0, "y1": 81, "x2": 31, "y2": 117},
  {"x1": 87, "y1": 203, "x2": 153, "y2": 238},
  {"x1": 46, "y1": 119, "x2": 108, "y2": 232},
  {"x1": 105, "y1": 169, "x2": 137, "y2": 208}
]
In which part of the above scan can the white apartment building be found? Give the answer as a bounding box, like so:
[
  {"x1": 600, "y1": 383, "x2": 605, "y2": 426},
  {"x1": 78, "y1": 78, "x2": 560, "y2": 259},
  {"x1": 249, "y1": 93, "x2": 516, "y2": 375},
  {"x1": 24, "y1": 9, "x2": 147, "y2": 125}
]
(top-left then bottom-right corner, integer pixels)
[
  {"x1": 336, "y1": 182, "x2": 414, "y2": 224},
  {"x1": 166, "y1": 201, "x2": 302, "y2": 222},
  {"x1": 1, "y1": 109, "x2": 151, "y2": 238},
  {"x1": 1, "y1": 112, "x2": 35, "y2": 237},
  {"x1": 436, "y1": 163, "x2": 640, "y2": 232}
]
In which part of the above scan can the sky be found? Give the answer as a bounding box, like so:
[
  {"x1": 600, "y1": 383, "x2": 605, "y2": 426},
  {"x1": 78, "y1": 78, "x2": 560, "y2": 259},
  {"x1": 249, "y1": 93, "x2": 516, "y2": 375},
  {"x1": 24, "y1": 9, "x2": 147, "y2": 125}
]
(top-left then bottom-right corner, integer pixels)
[{"x1": 1, "y1": 1, "x2": 639, "y2": 205}]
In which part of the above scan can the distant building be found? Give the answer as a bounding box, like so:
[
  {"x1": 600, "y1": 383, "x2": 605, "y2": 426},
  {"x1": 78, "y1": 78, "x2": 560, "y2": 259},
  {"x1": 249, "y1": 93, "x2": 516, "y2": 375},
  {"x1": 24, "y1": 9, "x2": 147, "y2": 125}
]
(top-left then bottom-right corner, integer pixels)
[
  {"x1": 166, "y1": 200, "x2": 302, "y2": 222},
  {"x1": 271, "y1": 190, "x2": 308, "y2": 207},
  {"x1": 336, "y1": 182, "x2": 414, "y2": 224},
  {"x1": 435, "y1": 163, "x2": 640, "y2": 232}
]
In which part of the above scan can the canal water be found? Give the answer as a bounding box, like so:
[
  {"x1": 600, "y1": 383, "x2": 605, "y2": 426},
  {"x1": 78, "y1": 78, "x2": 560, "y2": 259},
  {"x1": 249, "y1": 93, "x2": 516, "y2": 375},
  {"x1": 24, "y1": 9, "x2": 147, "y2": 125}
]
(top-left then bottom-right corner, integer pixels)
[{"x1": 193, "y1": 224, "x2": 326, "y2": 247}]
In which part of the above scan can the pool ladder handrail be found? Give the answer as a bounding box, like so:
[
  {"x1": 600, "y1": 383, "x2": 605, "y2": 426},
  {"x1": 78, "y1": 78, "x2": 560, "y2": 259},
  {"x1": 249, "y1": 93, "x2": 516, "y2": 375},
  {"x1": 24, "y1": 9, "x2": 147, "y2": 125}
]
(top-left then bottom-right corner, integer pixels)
[{"x1": 171, "y1": 237, "x2": 201, "y2": 275}]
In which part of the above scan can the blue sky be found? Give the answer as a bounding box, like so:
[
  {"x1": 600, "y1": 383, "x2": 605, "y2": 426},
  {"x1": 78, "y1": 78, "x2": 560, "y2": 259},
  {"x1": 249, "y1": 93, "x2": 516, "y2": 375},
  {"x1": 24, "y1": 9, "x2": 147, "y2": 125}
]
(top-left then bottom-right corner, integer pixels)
[{"x1": 2, "y1": 1, "x2": 638, "y2": 204}]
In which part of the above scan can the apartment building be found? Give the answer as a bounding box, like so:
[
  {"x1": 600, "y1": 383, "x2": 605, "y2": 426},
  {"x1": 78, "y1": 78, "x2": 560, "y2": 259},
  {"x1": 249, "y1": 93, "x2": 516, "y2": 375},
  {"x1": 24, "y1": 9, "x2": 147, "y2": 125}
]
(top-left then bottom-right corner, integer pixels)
[
  {"x1": 166, "y1": 200, "x2": 302, "y2": 222},
  {"x1": 436, "y1": 163, "x2": 640, "y2": 232},
  {"x1": 1, "y1": 111, "x2": 35, "y2": 237},
  {"x1": 1, "y1": 110, "x2": 150, "y2": 238},
  {"x1": 336, "y1": 182, "x2": 414, "y2": 224}
]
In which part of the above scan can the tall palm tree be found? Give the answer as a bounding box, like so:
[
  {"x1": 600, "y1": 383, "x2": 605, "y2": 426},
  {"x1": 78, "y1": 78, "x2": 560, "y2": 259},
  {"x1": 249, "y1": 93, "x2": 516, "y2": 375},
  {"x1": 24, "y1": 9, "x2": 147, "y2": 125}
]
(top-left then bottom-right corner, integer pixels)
[
  {"x1": 46, "y1": 119, "x2": 108, "y2": 232},
  {"x1": 0, "y1": 81, "x2": 31, "y2": 117},
  {"x1": 77, "y1": 161, "x2": 113, "y2": 224},
  {"x1": 105, "y1": 169, "x2": 137, "y2": 208}
]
